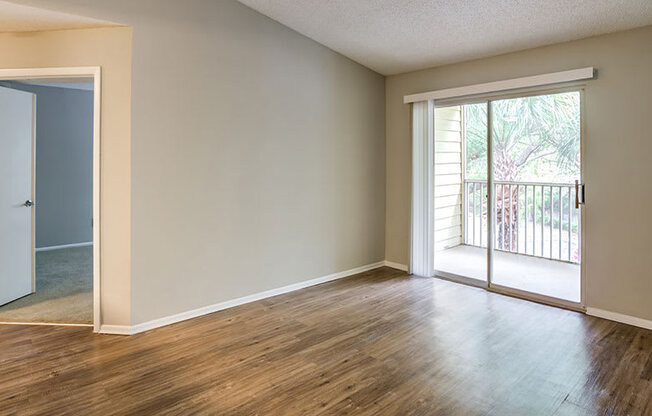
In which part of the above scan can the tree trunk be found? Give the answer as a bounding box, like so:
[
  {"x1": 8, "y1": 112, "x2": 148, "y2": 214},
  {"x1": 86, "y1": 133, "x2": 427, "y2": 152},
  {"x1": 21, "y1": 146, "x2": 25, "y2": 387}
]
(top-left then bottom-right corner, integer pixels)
[{"x1": 493, "y1": 153, "x2": 519, "y2": 251}]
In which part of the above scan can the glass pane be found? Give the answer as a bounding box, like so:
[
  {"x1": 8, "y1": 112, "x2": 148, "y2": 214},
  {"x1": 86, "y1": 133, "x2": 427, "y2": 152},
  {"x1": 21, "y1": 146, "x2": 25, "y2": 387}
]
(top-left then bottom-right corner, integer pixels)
[
  {"x1": 434, "y1": 103, "x2": 487, "y2": 283},
  {"x1": 491, "y1": 92, "x2": 581, "y2": 302}
]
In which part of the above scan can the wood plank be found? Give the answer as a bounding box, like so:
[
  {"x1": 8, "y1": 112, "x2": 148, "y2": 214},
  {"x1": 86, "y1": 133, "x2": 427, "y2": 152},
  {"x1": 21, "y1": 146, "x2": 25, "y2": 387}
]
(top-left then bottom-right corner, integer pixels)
[
  {"x1": 435, "y1": 184, "x2": 462, "y2": 197},
  {"x1": 434, "y1": 119, "x2": 461, "y2": 132},
  {"x1": 436, "y1": 215, "x2": 461, "y2": 231},
  {"x1": 435, "y1": 173, "x2": 461, "y2": 186},
  {"x1": 435, "y1": 130, "x2": 462, "y2": 142},
  {"x1": 435, "y1": 225, "x2": 462, "y2": 242},
  {"x1": 1, "y1": 267, "x2": 651, "y2": 415},
  {"x1": 434, "y1": 106, "x2": 462, "y2": 121},
  {"x1": 435, "y1": 236, "x2": 463, "y2": 250},
  {"x1": 435, "y1": 194, "x2": 462, "y2": 209},
  {"x1": 435, "y1": 163, "x2": 462, "y2": 175},
  {"x1": 435, "y1": 141, "x2": 461, "y2": 153},
  {"x1": 435, "y1": 153, "x2": 461, "y2": 164},
  {"x1": 435, "y1": 204, "x2": 462, "y2": 219}
]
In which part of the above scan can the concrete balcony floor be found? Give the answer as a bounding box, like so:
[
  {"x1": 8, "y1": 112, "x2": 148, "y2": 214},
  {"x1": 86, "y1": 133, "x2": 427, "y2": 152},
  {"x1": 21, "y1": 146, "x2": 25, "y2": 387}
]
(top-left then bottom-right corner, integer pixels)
[{"x1": 434, "y1": 245, "x2": 580, "y2": 302}]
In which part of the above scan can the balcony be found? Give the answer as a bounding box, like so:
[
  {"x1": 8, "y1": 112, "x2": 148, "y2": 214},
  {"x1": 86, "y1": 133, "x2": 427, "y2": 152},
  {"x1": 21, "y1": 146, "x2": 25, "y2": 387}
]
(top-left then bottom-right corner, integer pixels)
[
  {"x1": 434, "y1": 179, "x2": 581, "y2": 302},
  {"x1": 433, "y1": 96, "x2": 582, "y2": 303}
]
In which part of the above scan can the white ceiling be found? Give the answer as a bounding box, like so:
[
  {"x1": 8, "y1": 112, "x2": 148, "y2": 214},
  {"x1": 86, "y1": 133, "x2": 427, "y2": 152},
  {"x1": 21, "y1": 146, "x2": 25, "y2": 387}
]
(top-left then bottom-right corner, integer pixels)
[
  {"x1": 0, "y1": 0, "x2": 113, "y2": 32},
  {"x1": 238, "y1": 0, "x2": 652, "y2": 75}
]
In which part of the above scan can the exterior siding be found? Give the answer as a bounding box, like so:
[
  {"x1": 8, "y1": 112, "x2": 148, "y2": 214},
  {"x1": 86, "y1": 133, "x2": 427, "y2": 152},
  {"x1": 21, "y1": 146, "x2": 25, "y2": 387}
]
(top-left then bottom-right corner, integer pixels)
[{"x1": 434, "y1": 106, "x2": 463, "y2": 251}]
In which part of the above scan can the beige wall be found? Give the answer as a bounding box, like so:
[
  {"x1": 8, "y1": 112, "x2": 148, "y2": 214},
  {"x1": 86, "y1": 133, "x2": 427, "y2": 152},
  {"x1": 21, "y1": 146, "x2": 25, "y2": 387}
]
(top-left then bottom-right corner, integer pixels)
[
  {"x1": 128, "y1": 0, "x2": 385, "y2": 324},
  {"x1": 11, "y1": 0, "x2": 386, "y2": 325},
  {"x1": 0, "y1": 27, "x2": 133, "y2": 325},
  {"x1": 13, "y1": 1, "x2": 648, "y2": 327},
  {"x1": 386, "y1": 25, "x2": 652, "y2": 321}
]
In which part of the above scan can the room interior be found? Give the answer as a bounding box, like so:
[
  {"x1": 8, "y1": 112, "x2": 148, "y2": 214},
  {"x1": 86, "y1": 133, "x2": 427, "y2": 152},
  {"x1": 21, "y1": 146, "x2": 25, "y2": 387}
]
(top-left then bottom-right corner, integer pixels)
[
  {"x1": 1, "y1": 0, "x2": 651, "y2": 414},
  {"x1": 0, "y1": 78, "x2": 94, "y2": 325}
]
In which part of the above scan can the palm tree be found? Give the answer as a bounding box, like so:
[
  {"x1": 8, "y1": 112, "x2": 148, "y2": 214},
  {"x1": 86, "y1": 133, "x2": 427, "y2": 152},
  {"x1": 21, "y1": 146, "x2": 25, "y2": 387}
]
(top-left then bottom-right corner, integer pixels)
[{"x1": 464, "y1": 92, "x2": 580, "y2": 250}]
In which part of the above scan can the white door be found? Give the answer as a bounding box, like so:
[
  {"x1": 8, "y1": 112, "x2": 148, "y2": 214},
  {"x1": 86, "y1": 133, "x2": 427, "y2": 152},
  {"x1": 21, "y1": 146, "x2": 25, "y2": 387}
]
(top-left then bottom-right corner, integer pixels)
[{"x1": 0, "y1": 86, "x2": 35, "y2": 306}]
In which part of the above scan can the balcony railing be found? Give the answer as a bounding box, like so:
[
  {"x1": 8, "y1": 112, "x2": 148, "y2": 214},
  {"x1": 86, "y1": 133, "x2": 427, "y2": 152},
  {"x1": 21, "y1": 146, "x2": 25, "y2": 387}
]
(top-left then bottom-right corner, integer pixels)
[{"x1": 465, "y1": 179, "x2": 580, "y2": 263}]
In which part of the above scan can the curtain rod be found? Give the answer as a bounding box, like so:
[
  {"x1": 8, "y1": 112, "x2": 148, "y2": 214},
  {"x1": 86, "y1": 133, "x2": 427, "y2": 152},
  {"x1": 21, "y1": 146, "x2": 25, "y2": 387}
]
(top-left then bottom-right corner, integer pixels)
[{"x1": 403, "y1": 67, "x2": 595, "y2": 104}]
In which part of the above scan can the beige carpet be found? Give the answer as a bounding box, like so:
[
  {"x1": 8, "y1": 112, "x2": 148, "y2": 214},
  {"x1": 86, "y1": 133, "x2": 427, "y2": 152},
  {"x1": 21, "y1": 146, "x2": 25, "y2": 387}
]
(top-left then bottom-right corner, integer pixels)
[{"x1": 0, "y1": 246, "x2": 92, "y2": 324}]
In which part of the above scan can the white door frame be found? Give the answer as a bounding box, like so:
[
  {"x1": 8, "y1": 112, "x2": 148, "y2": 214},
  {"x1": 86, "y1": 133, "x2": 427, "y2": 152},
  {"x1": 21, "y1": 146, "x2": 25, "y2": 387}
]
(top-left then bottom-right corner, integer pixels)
[{"x1": 0, "y1": 67, "x2": 102, "y2": 332}]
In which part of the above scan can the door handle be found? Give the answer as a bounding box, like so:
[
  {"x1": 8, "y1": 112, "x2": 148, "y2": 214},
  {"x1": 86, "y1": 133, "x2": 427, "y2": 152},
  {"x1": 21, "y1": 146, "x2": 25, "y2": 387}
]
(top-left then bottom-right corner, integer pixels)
[
  {"x1": 574, "y1": 180, "x2": 585, "y2": 208},
  {"x1": 23, "y1": 200, "x2": 34, "y2": 207}
]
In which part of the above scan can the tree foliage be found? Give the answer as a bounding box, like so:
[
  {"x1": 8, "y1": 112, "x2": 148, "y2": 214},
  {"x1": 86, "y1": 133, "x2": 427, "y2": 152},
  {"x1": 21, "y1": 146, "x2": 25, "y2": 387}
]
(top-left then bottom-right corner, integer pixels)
[
  {"x1": 463, "y1": 92, "x2": 581, "y2": 251},
  {"x1": 465, "y1": 92, "x2": 580, "y2": 183}
]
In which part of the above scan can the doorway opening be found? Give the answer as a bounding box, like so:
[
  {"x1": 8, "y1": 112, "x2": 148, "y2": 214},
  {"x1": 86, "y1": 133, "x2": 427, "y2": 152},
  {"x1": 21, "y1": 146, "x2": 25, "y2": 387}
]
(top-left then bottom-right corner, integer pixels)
[
  {"x1": 433, "y1": 90, "x2": 583, "y2": 307},
  {"x1": 0, "y1": 68, "x2": 101, "y2": 329}
]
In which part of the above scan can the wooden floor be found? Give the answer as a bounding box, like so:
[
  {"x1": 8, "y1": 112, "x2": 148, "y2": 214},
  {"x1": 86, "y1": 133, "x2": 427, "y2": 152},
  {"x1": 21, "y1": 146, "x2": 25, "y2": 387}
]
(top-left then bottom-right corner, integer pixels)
[{"x1": 1, "y1": 267, "x2": 651, "y2": 415}]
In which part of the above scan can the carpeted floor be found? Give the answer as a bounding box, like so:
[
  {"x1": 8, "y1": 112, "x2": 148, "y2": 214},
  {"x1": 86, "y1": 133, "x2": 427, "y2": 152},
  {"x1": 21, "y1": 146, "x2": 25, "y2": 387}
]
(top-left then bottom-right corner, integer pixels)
[{"x1": 0, "y1": 246, "x2": 92, "y2": 324}]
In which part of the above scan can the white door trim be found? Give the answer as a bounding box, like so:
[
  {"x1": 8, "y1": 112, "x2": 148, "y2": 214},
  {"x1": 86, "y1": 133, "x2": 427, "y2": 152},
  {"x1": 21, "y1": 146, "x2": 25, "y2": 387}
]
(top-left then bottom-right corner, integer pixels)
[
  {"x1": 0, "y1": 67, "x2": 102, "y2": 332},
  {"x1": 30, "y1": 92, "x2": 36, "y2": 294}
]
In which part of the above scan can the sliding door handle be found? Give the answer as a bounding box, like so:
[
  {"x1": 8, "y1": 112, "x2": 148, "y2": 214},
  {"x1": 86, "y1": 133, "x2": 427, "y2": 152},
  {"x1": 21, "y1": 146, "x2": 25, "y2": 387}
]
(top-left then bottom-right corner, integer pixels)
[
  {"x1": 574, "y1": 180, "x2": 585, "y2": 208},
  {"x1": 575, "y1": 181, "x2": 579, "y2": 208}
]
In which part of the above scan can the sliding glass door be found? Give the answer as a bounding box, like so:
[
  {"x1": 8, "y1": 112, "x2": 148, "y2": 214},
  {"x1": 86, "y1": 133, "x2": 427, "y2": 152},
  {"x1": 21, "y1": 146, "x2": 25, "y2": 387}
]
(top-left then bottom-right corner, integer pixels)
[
  {"x1": 433, "y1": 104, "x2": 487, "y2": 285},
  {"x1": 490, "y1": 92, "x2": 582, "y2": 302},
  {"x1": 433, "y1": 90, "x2": 583, "y2": 306}
]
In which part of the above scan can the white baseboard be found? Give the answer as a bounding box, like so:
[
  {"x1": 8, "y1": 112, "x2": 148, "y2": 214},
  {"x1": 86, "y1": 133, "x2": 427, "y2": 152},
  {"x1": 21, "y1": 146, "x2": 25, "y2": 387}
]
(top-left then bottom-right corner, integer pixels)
[
  {"x1": 383, "y1": 260, "x2": 409, "y2": 272},
  {"x1": 35, "y1": 241, "x2": 93, "y2": 252},
  {"x1": 100, "y1": 261, "x2": 386, "y2": 336},
  {"x1": 0, "y1": 321, "x2": 92, "y2": 327},
  {"x1": 586, "y1": 307, "x2": 652, "y2": 331},
  {"x1": 99, "y1": 324, "x2": 132, "y2": 335}
]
